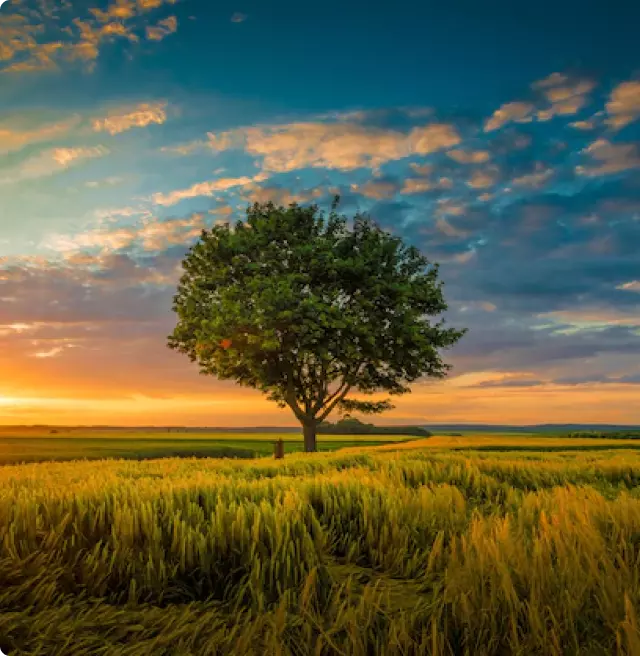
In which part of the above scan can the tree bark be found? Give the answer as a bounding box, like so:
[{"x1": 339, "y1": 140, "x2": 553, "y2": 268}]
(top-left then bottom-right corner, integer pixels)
[{"x1": 302, "y1": 421, "x2": 317, "y2": 453}]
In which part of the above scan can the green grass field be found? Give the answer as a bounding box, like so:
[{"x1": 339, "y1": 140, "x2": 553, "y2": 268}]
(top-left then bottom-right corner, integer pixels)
[
  {"x1": 1, "y1": 428, "x2": 639, "y2": 466},
  {"x1": 2, "y1": 436, "x2": 640, "y2": 654},
  {"x1": 0, "y1": 430, "x2": 420, "y2": 465}
]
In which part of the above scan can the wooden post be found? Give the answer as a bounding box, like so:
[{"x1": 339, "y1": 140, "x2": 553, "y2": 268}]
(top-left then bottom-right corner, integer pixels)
[{"x1": 274, "y1": 439, "x2": 285, "y2": 459}]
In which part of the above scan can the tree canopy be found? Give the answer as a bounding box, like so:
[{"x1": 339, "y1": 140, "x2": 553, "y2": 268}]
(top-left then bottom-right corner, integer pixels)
[{"x1": 168, "y1": 198, "x2": 466, "y2": 451}]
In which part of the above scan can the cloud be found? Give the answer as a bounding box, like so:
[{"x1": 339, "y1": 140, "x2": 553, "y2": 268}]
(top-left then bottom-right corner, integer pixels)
[
  {"x1": 605, "y1": 80, "x2": 640, "y2": 130},
  {"x1": 401, "y1": 178, "x2": 434, "y2": 194},
  {"x1": 532, "y1": 73, "x2": 596, "y2": 121},
  {"x1": 446, "y1": 149, "x2": 491, "y2": 164},
  {"x1": 350, "y1": 180, "x2": 400, "y2": 199},
  {"x1": 473, "y1": 377, "x2": 545, "y2": 388},
  {"x1": 569, "y1": 119, "x2": 597, "y2": 130},
  {"x1": 484, "y1": 73, "x2": 595, "y2": 131},
  {"x1": 0, "y1": 115, "x2": 82, "y2": 155},
  {"x1": 467, "y1": 169, "x2": 499, "y2": 189},
  {"x1": 617, "y1": 281, "x2": 640, "y2": 293},
  {"x1": 436, "y1": 218, "x2": 469, "y2": 238},
  {"x1": 85, "y1": 176, "x2": 124, "y2": 188},
  {"x1": 511, "y1": 165, "x2": 554, "y2": 188},
  {"x1": 576, "y1": 139, "x2": 640, "y2": 176},
  {"x1": 537, "y1": 309, "x2": 640, "y2": 329},
  {"x1": 409, "y1": 163, "x2": 433, "y2": 176},
  {"x1": 484, "y1": 102, "x2": 535, "y2": 132},
  {"x1": 202, "y1": 120, "x2": 461, "y2": 172},
  {"x1": 32, "y1": 346, "x2": 66, "y2": 359},
  {"x1": 231, "y1": 12, "x2": 247, "y2": 22},
  {"x1": 240, "y1": 184, "x2": 324, "y2": 206},
  {"x1": 0, "y1": 145, "x2": 108, "y2": 184},
  {"x1": 1, "y1": 0, "x2": 180, "y2": 74},
  {"x1": 400, "y1": 176, "x2": 453, "y2": 194},
  {"x1": 531, "y1": 72, "x2": 569, "y2": 89},
  {"x1": 151, "y1": 175, "x2": 260, "y2": 206},
  {"x1": 45, "y1": 214, "x2": 210, "y2": 256},
  {"x1": 92, "y1": 102, "x2": 168, "y2": 135},
  {"x1": 145, "y1": 16, "x2": 178, "y2": 41}
]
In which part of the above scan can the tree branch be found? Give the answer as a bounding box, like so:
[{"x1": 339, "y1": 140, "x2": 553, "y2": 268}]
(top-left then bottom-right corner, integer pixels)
[{"x1": 317, "y1": 382, "x2": 353, "y2": 422}]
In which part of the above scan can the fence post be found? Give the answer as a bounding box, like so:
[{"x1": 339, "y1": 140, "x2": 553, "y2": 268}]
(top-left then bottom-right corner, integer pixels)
[{"x1": 274, "y1": 439, "x2": 284, "y2": 459}]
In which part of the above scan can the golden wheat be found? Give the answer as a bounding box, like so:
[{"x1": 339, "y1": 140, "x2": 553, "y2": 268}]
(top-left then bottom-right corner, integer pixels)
[{"x1": 1, "y1": 448, "x2": 640, "y2": 654}]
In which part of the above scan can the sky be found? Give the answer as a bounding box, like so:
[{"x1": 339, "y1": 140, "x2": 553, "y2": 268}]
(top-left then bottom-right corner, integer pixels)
[{"x1": 0, "y1": 0, "x2": 639, "y2": 427}]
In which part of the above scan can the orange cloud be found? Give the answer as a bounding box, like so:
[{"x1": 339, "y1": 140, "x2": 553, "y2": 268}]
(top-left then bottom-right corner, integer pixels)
[
  {"x1": 0, "y1": 145, "x2": 108, "y2": 184},
  {"x1": 605, "y1": 80, "x2": 640, "y2": 130},
  {"x1": 146, "y1": 16, "x2": 178, "y2": 41},
  {"x1": 350, "y1": 180, "x2": 400, "y2": 199},
  {"x1": 400, "y1": 177, "x2": 452, "y2": 194},
  {"x1": 45, "y1": 214, "x2": 208, "y2": 255},
  {"x1": 447, "y1": 149, "x2": 491, "y2": 164},
  {"x1": 484, "y1": 73, "x2": 595, "y2": 131},
  {"x1": 152, "y1": 175, "x2": 260, "y2": 206},
  {"x1": 576, "y1": 139, "x2": 640, "y2": 177},
  {"x1": 1, "y1": 0, "x2": 180, "y2": 74},
  {"x1": 200, "y1": 120, "x2": 461, "y2": 172},
  {"x1": 466, "y1": 169, "x2": 499, "y2": 189},
  {"x1": 532, "y1": 73, "x2": 596, "y2": 121},
  {"x1": 569, "y1": 119, "x2": 597, "y2": 130},
  {"x1": 0, "y1": 115, "x2": 82, "y2": 155},
  {"x1": 484, "y1": 102, "x2": 534, "y2": 132},
  {"x1": 92, "y1": 102, "x2": 168, "y2": 135},
  {"x1": 239, "y1": 185, "x2": 325, "y2": 206},
  {"x1": 511, "y1": 165, "x2": 553, "y2": 188}
]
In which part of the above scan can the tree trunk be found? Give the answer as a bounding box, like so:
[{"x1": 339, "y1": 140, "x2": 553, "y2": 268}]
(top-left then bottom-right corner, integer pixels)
[{"x1": 302, "y1": 421, "x2": 317, "y2": 453}]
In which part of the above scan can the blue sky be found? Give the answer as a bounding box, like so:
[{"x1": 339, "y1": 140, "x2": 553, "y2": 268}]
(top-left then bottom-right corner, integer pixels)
[{"x1": 0, "y1": 0, "x2": 639, "y2": 425}]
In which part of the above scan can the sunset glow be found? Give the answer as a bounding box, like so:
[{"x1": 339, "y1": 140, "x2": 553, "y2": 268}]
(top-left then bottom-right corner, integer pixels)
[{"x1": 1, "y1": 0, "x2": 639, "y2": 426}]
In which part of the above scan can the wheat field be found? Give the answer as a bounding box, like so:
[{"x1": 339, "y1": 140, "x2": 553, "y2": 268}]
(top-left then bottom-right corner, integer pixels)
[{"x1": 2, "y1": 445, "x2": 640, "y2": 654}]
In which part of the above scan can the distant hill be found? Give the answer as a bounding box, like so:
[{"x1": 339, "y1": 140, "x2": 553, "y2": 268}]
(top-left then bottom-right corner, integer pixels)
[
  {"x1": 419, "y1": 424, "x2": 640, "y2": 433},
  {"x1": 7, "y1": 423, "x2": 640, "y2": 434}
]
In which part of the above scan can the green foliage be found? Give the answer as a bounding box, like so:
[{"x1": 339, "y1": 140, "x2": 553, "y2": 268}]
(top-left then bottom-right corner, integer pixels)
[
  {"x1": 568, "y1": 430, "x2": 640, "y2": 439},
  {"x1": 168, "y1": 198, "x2": 466, "y2": 449},
  {"x1": 2, "y1": 448, "x2": 640, "y2": 653},
  {"x1": 318, "y1": 416, "x2": 431, "y2": 437}
]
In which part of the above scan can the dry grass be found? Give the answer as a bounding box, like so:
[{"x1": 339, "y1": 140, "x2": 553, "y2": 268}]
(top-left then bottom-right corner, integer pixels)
[{"x1": 1, "y1": 447, "x2": 640, "y2": 654}]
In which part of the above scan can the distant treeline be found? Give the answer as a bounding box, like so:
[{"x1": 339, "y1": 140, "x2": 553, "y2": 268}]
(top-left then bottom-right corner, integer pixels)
[
  {"x1": 318, "y1": 417, "x2": 431, "y2": 437},
  {"x1": 568, "y1": 431, "x2": 640, "y2": 440}
]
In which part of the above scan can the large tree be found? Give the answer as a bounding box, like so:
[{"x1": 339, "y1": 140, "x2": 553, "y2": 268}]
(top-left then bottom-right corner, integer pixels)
[{"x1": 168, "y1": 198, "x2": 466, "y2": 452}]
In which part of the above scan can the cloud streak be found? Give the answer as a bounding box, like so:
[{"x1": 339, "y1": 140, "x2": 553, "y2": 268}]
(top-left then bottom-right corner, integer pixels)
[{"x1": 92, "y1": 102, "x2": 168, "y2": 135}]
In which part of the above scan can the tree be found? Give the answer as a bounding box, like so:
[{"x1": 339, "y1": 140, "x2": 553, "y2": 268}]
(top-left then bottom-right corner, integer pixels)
[{"x1": 168, "y1": 197, "x2": 466, "y2": 452}]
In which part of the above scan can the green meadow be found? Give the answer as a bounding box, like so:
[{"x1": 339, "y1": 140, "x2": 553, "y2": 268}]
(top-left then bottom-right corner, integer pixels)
[
  {"x1": 0, "y1": 429, "x2": 418, "y2": 465},
  {"x1": 2, "y1": 435, "x2": 640, "y2": 654}
]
